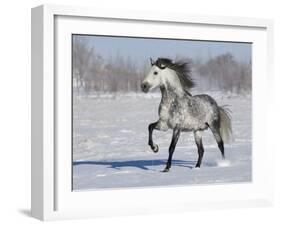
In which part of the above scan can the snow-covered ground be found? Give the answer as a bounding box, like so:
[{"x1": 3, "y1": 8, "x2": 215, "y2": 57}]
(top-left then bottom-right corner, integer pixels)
[{"x1": 72, "y1": 91, "x2": 252, "y2": 190}]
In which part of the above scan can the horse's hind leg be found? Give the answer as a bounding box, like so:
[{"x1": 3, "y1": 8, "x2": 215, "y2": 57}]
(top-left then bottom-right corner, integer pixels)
[
  {"x1": 162, "y1": 128, "x2": 181, "y2": 172},
  {"x1": 194, "y1": 130, "x2": 204, "y2": 168},
  {"x1": 209, "y1": 124, "x2": 225, "y2": 159}
]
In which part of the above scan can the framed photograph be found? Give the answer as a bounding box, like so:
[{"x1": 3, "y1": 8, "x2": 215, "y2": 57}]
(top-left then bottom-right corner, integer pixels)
[{"x1": 31, "y1": 4, "x2": 274, "y2": 221}]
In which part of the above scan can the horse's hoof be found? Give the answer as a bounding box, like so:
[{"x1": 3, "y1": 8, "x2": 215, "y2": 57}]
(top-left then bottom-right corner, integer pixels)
[
  {"x1": 161, "y1": 168, "x2": 169, "y2": 172},
  {"x1": 152, "y1": 144, "x2": 159, "y2": 153}
]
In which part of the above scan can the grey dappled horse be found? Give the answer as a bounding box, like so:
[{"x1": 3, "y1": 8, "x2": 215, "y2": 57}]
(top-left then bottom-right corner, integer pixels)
[{"x1": 141, "y1": 58, "x2": 232, "y2": 172}]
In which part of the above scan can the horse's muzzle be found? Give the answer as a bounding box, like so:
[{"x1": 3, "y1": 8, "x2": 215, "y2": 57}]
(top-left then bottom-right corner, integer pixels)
[{"x1": 141, "y1": 82, "x2": 150, "y2": 93}]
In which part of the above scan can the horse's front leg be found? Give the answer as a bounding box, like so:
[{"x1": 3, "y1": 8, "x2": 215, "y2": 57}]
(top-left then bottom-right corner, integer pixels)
[
  {"x1": 148, "y1": 120, "x2": 169, "y2": 153},
  {"x1": 162, "y1": 127, "x2": 181, "y2": 172},
  {"x1": 148, "y1": 121, "x2": 159, "y2": 153}
]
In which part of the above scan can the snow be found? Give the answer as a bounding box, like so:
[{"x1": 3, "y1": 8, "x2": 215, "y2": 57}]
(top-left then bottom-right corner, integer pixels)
[
  {"x1": 216, "y1": 159, "x2": 231, "y2": 167},
  {"x1": 72, "y1": 91, "x2": 252, "y2": 190}
]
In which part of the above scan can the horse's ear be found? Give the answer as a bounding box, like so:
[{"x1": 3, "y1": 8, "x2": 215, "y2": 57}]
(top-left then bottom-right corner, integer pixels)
[{"x1": 150, "y1": 58, "x2": 155, "y2": 66}]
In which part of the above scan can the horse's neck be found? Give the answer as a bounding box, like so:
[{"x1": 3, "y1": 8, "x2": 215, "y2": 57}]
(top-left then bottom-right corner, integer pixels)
[
  {"x1": 161, "y1": 70, "x2": 186, "y2": 98},
  {"x1": 160, "y1": 85, "x2": 186, "y2": 103}
]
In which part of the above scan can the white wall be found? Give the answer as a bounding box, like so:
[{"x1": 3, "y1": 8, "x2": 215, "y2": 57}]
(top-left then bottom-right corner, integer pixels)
[{"x1": 0, "y1": 0, "x2": 280, "y2": 225}]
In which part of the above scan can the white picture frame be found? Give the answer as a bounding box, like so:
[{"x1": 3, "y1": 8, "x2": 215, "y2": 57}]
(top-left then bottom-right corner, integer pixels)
[{"x1": 31, "y1": 4, "x2": 274, "y2": 221}]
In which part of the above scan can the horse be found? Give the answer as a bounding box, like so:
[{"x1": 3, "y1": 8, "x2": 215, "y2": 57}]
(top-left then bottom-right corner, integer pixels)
[{"x1": 141, "y1": 58, "x2": 232, "y2": 172}]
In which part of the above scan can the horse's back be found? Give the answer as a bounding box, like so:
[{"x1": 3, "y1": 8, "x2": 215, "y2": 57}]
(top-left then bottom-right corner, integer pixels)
[{"x1": 192, "y1": 94, "x2": 218, "y2": 107}]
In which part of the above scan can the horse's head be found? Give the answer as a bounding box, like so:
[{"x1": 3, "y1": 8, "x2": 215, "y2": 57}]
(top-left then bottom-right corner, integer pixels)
[
  {"x1": 141, "y1": 58, "x2": 168, "y2": 93},
  {"x1": 141, "y1": 57, "x2": 195, "y2": 94}
]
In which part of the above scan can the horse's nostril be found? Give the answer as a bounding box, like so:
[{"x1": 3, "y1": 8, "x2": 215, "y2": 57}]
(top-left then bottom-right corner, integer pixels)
[{"x1": 141, "y1": 82, "x2": 149, "y2": 92}]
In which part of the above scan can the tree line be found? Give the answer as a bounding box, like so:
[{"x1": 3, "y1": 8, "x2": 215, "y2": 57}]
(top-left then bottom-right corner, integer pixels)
[{"x1": 73, "y1": 37, "x2": 251, "y2": 94}]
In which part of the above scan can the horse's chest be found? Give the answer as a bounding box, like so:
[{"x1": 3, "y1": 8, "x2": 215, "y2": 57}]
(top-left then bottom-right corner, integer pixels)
[
  {"x1": 159, "y1": 100, "x2": 186, "y2": 127},
  {"x1": 158, "y1": 103, "x2": 171, "y2": 121}
]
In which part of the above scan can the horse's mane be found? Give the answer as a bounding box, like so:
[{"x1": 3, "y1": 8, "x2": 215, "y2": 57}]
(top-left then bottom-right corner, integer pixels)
[{"x1": 154, "y1": 58, "x2": 195, "y2": 93}]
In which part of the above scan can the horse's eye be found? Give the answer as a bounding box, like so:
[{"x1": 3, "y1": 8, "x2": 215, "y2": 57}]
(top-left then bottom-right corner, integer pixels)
[{"x1": 153, "y1": 71, "x2": 158, "y2": 75}]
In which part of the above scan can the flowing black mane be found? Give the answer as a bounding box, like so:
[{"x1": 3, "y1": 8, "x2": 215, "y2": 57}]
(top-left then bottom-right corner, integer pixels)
[{"x1": 154, "y1": 58, "x2": 195, "y2": 92}]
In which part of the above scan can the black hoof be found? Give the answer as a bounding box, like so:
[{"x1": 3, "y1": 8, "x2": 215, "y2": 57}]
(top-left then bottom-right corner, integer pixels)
[
  {"x1": 195, "y1": 164, "x2": 200, "y2": 168},
  {"x1": 152, "y1": 144, "x2": 159, "y2": 153},
  {"x1": 161, "y1": 168, "x2": 170, "y2": 172}
]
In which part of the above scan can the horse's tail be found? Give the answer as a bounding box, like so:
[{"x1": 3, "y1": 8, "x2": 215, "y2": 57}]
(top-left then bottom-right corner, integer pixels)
[{"x1": 219, "y1": 106, "x2": 233, "y2": 143}]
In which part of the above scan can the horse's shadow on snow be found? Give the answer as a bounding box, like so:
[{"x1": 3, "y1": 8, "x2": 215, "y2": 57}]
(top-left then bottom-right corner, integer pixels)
[{"x1": 72, "y1": 159, "x2": 214, "y2": 170}]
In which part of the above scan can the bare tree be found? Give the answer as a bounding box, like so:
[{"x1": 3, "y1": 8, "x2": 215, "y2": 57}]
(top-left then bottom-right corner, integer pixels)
[
  {"x1": 72, "y1": 37, "x2": 94, "y2": 93},
  {"x1": 196, "y1": 53, "x2": 251, "y2": 92},
  {"x1": 72, "y1": 38, "x2": 251, "y2": 94}
]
